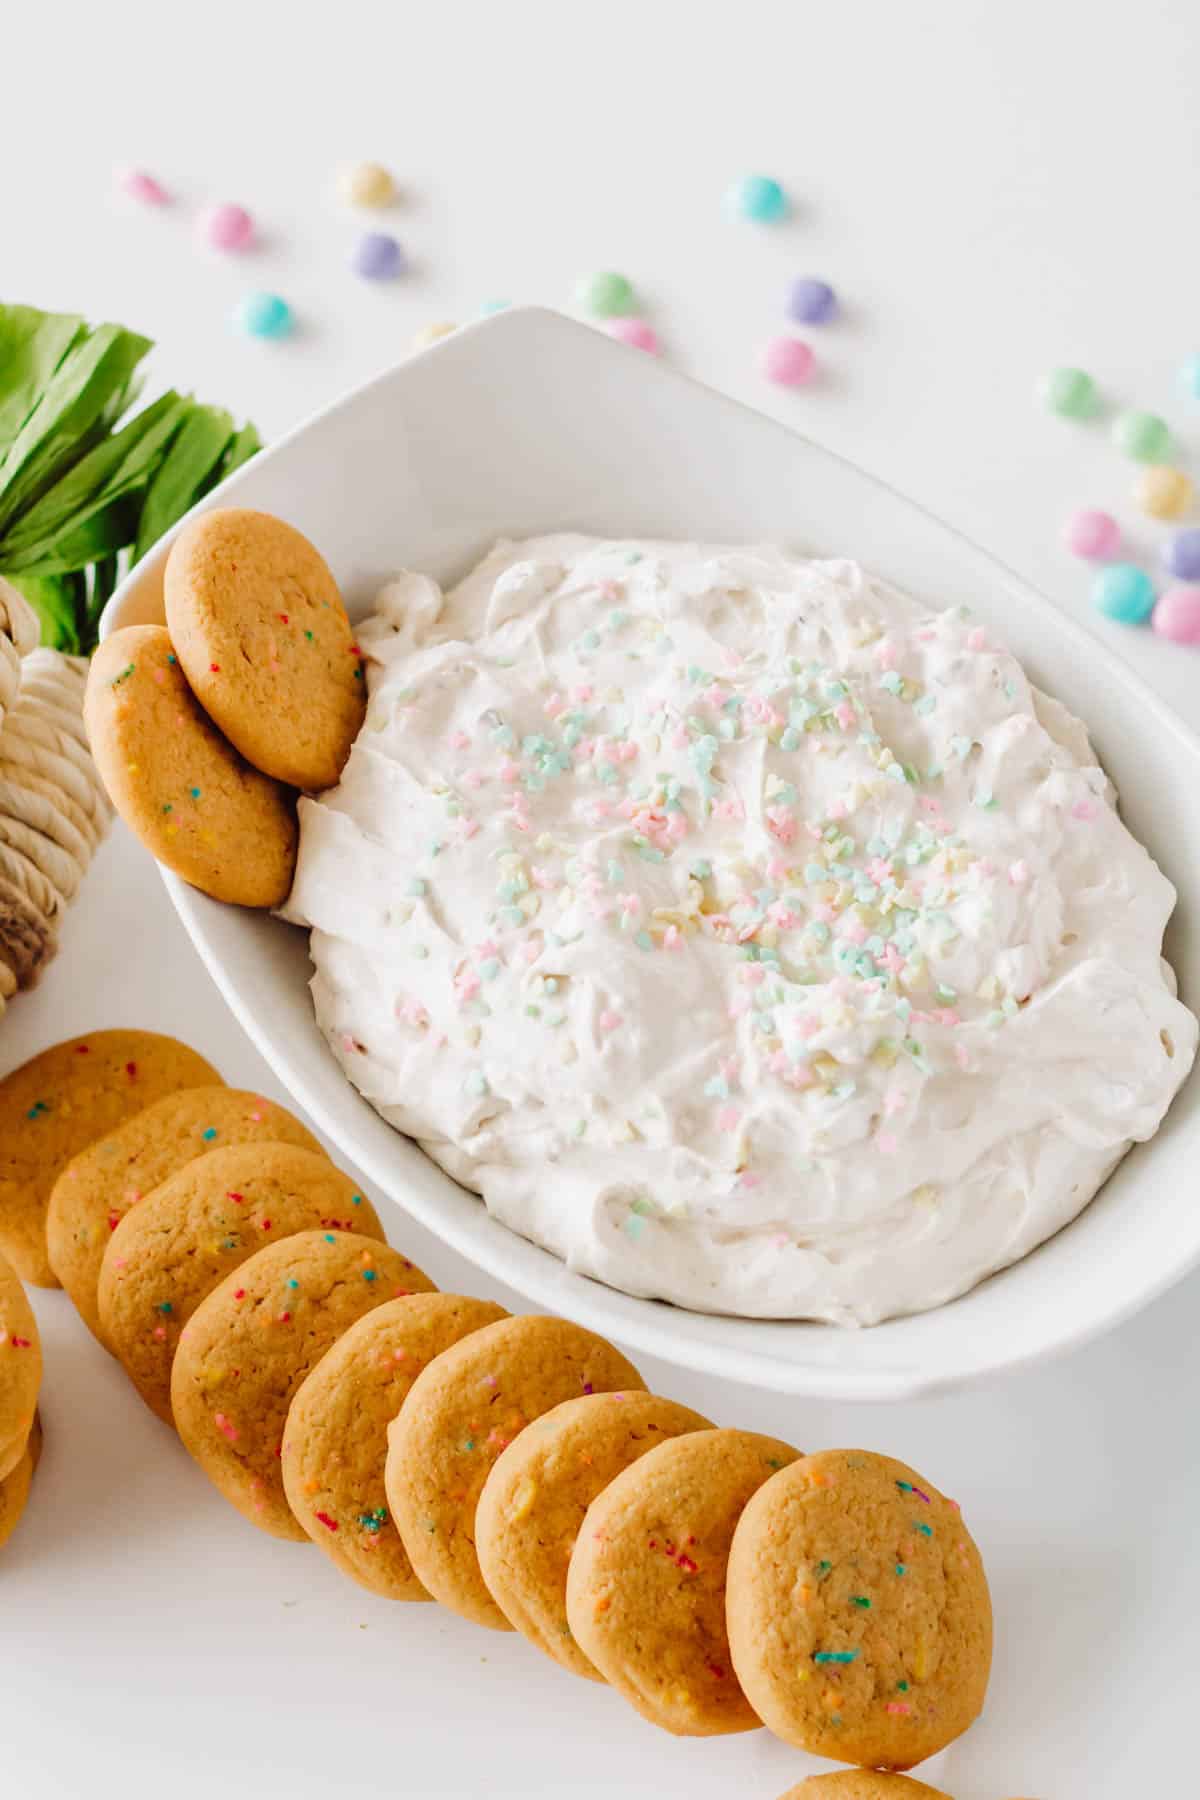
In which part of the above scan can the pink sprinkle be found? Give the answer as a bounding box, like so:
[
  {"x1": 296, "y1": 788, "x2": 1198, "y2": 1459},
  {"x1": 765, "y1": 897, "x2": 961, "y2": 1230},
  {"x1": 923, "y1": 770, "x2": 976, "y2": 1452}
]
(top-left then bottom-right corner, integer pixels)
[
  {"x1": 117, "y1": 167, "x2": 169, "y2": 205},
  {"x1": 728, "y1": 997, "x2": 751, "y2": 1018},
  {"x1": 618, "y1": 741, "x2": 639, "y2": 763},
  {"x1": 799, "y1": 1016, "x2": 822, "y2": 1039},
  {"x1": 618, "y1": 892, "x2": 642, "y2": 916},
  {"x1": 719, "y1": 1057, "x2": 739, "y2": 1081},
  {"x1": 341, "y1": 1032, "x2": 357, "y2": 1053},
  {"x1": 500, "y1": 760, "x2": 520, "y2": 784},
  {"x1": 840, "y1": 918, "x2": 869, "y2": 947},
  {"x1": 715, "y1": 797, "x2": 743, "y2": 821},
  {"x1": 572, "y1": 685, "x2": 594, "y2": 703},
  {"x1": 455, "y1": 970, "x2": 481, "y2": 1003},
  {"x1": 767, "y1": 856, "x2": 788, "y2": 881},
  {"x1": 835, "y1": 701, "x2": 856, "y2": 730},
  {"x1": 663, "y1": 926, "x2": 683, "y2": 951},
  {"x1": 448, "y1": 730, "x2": 471, "y2": 750},
  {"x1": 877, "y1": 1132, "x2": 898, "y2": 1154},
  {"x1": 716, "y1": 1106, "x2": 741, "y2": 1131},
  {"x1": 477, "y1": 938, "x2": 500, "y2": 957},
  {"x1": 743, "y1": 965, "x2": 766, "y2": 987},
  {"x1": 955, "y1": 1043, "x2": 973, "y2": 1071},
  {"x1": 523, "y1": 942, "x2": 540, "y2": 963},
  {"x1": 530, "y1": 866, "x2": 555, "y2": 890},
  {"x1": 967, "y1": 627, "x2": 987, "y2": 651},
  {"x1": 766, "y1": 807, "x2": 797, "y2": 845},
  {"x1": 214, "y1": 1412, "x2": 238, "y2": 1443},
  {"x1": 875, "y1": 639, "x2": 898, "y2": 669},
  {"x1": 153, "y1": 1325, "x2": 167, "y2": 1341},
  {"x1": 671, "y1": 727, "x2": 690, "y2": 749},
  {"x1": 598, "y1": 1010, "x2": 622, "y2": 1033},
  {"x1": 1071, "y1": 798, "x2": 1096, "y2": 822},
  {"x1": 738, "y1": 1171, "x2": 762, "y2": 1190},
  {"x1": 884, "y1": 1090, "x2": 907, "y2": 1115},
  {"x1": 249, "y1": 1109, "x2": 263, "y2": 1122},
  {"x1": 886, "y1": 1702, "x2": 912, "y2": 1717},
  {"x1": 543, "y1": 694, "x2": 565, "y2": 718},
  {"x1": 460, "y1": 818, "x2": 480, "y2": 840},
  {"x1": 918, "y1": 794, "x2": 943, "y2": 815},
  {"x1": 463, "y1": 769, "x2": 485, "y2": 789}
]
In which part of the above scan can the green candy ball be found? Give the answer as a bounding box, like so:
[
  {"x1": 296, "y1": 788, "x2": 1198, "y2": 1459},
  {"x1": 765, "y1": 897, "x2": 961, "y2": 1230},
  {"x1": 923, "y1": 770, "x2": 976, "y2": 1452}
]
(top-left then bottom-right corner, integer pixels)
[
  {"x1": 576, "y1": 271, "x2": 635, "y2": 318},
  {"x1": 1039, "y1": 366, "x2": 1096, "y2": 419},
  {"x1": 1112, "y1": 409, "x2": 1172, "y2": 464}
]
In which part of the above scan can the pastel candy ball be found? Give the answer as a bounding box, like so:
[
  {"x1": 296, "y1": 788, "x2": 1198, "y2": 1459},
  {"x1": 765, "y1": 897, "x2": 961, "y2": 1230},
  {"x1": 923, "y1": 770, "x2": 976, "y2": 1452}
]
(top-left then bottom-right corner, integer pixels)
[
  {"x1": 233, "y1": 292, "x2": 292, "y2": 340},
  {"x1": 763, "y1": 336, "x2": 816, "y2": 387},
  {"x1": 201, "y1": 203, "x2": 254, "y2": 252},
  {"x1": 1112, "y1": 409, "x2": 1171, "y2": 463},
  {"x1": 728, "y1": 174, "x2": 789, "y2": 223},
  {"x1": 1092, "y1": 563, "x2": 1156, "y2": 625},
  {"x1": 1134, "y1": 465, "x2": 1193, "y2": 520},
  {"x1": 787, "y1": 277, "x2": 837, "y2": 324},
  {"x1": 1164, "y1": 528, "x2": 1200, "y2": 582},
  {"x1": 606, "y1": 318, "x2": 659, "y2": 354},
  {"x1": 117, "y1": 168, "x2": 168, "y2": 205},
  {"x1": 411, "y1": 321, "x2": 456, "y2": 350},
  {"x1": 1064, "y1": 508, "x2": 1120, "y2": 560},
  {"x1": 1179, "y1": 353, "x2": 1200, "y2": 400},
  {"x1": 576, "y1": 272, "x2": 635, "y2": 318},
  {"x1": 340, "y1": 161, "x2": 396, "y2": 208},
  {"x1": 1039, "y1": 366, "x2": 1095, "y2": 418},
  {"x1": 350, "y1": 232, "x2": 405, "y2": 280},
  {"x1": 1152, "y1": 583, "x2": 1200, "y2": 645}
]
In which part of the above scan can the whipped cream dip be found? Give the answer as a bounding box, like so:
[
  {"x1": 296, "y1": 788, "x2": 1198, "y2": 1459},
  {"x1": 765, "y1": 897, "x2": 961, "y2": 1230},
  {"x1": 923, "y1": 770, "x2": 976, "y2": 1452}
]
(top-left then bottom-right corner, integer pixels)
[{"x1": 282, "y1": 537, "x2": 1196, "y2": 1324}]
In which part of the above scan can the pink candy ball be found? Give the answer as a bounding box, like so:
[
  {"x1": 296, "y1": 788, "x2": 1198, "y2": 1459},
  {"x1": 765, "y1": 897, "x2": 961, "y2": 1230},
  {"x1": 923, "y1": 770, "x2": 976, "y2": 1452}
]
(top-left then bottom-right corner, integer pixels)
[
  {"x1": 117, "y1": 168, "x2": 169, "y2": 205},
  {"x1": 199, "y1": 203, "x2": 254, "y2": 252},
  {"x1": 606, "y1": 318, "x2": 660, "y2": 354},
  {"x1": 1151, "y1": 583, "x2": 1200, "y2": 646},
  {"x1": 764, "y1": 335, "x2": 816, "y2": 387},
  {"x1": 1063, "y1": 508, "x2": 1120, "y2": 560}
]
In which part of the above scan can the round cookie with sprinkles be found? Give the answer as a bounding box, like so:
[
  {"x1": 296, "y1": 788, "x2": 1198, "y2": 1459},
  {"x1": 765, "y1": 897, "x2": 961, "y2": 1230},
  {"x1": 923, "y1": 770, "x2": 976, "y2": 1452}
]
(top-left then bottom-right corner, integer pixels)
[
  {"x1": 99, "y1": 1144, "x2": 385, "y2": 1423},
  {"x1": 171, "y1": 1231, "x2": 435, "y2": 1539},
  {"x1": 46, "y1": 1086, "x2": 320, "y2": 1342},
  {"x1": 777, "y1": 1775, "x2": 953, "y2": 1799},
  {"x1": 476, "y1": 1391, "x2": 713, "y2": 1679},
  {"x1": 0, "y1": 1250, "x2": 40, "y2": 1482},
  {"x1": 565, "y1": 1427, "x2": 799, "y2": 1736},
  {"x1": 0, "y1": 1029, "x2": 220, "y2": 1286},
  {"x1": 385, "y1": 1315, "x2": 644, "y2": 1631},
  {"x1": 282, "y1": 1293, "x2": 508, "y2": 1598},
  {"x1": 164, "y1": 508, "x2": 365, "y2": 791},
  {"x1": 726, "y1": 1449, "x2": 992, "y2": 1769},
  {"x1": 85, "y1": 625, "x2": 298, "y2": 907},
  {"x1": 0, "y1": 1411, "x2": 41, "y2": 1550}
]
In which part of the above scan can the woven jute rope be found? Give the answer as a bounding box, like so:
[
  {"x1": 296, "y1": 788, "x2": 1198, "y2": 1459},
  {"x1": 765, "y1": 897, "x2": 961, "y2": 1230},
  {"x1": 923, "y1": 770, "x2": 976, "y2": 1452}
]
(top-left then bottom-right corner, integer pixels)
[{"x1": 0, "y1": 585, "x2": 112, "y2": 1018}]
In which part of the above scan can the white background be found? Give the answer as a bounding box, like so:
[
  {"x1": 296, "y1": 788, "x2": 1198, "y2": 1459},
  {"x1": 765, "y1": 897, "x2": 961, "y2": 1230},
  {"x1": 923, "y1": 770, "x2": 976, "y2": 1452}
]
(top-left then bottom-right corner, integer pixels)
[{"x1": 3, "y1": 4, "x2": 1199, "y2": 1796}]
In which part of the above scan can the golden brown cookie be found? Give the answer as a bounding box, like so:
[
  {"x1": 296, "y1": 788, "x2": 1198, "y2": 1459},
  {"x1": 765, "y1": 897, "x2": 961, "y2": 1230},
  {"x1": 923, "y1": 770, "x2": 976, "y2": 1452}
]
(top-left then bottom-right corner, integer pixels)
[
  {"x1": 46, "y1": 1086, "x2": 319, "y2": 1342},
  {"x1": 0, "y1": 1029, "x2": 221, "y2": 1286},
  {"x1": 0, "y1": 1250, "x2": 40, "y2": 1481},
  {"x1": 477, "y1": 1392, "x2": 713, "y2": 1681},
  {"x1": 164, "y1": 508, "x2": 365, "y2": 790},
  {"x1": 777, "y1": 1775, "x2": 953, "y2": 1799},
  {"x1": 172, "y1": 1230, "x2": 435, "y2": 1540},
  {"x1": 0, "y1": 1412, "x2": 41, "y2": 1550},
  {"x1": 84, "y1": 625, "x2": 298, "y2": 907},
  {"x1": 386, "y1": 1315, "x2": 644, "y2": 1631},
  {"x1": 565, "y1": 1428, "x2": 799, "y2": 1736},
  {"x1": 98, "y1": 1143, "x2": 385, "y2": 1423},
  {"x1": 282, "y1": 1293, "x2": 508, "y2": 1598},
  {"x1": 726, "y1": 1450, "x2": 993, "y2": 1770}
]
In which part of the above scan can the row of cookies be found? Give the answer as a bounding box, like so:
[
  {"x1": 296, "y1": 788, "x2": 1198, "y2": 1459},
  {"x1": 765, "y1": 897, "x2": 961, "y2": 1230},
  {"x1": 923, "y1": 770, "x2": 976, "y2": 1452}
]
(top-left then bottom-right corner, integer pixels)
[
  {"x1": 0, "y1": 1246, "x2": 41, "y2": 1549},
  {"x1": 84, "y1": 507, "x2": 365, "y2": 909}
]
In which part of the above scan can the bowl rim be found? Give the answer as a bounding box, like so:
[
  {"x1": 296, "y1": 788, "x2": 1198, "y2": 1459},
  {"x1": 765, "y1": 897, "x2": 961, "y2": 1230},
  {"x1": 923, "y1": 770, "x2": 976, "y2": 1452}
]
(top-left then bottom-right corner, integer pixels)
[{"x1": 100, "y1": 304, "x2": 1200, "y2": 1399}]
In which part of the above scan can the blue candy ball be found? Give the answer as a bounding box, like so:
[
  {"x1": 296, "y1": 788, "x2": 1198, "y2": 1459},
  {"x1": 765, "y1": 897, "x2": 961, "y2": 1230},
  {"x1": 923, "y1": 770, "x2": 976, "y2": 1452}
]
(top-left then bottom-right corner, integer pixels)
[
  {"x1": 350, "y1": 232, "x2": 405, "y2": 281},
  {"x1": 727, "y1": 174, "x2": 789, "y2": 223},
  {"x1": 234, "y1": 292, "x2": 293, "y2": 340},
  {"x1": 1164, "y1": 529, "x2": 1200, "y2": 583},
  {"x1": 1092, "y1": 563, "x2": 1156, "y2": 625},
  {"x1": 787, "y1": 277, "x2": 837, "y2": 324}
]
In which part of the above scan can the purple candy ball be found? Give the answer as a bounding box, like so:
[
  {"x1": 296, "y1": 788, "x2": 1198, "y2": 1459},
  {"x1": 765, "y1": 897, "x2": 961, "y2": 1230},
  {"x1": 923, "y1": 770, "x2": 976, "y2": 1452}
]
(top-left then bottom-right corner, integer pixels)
[
  {"x1": 786, "y1": 277, "x2": 837, "y2": 325},
  {"x1": 351, "y1": 231, "x2": 405, "y2": 281},
  {"x1": 1164, "y1": 528, "x2": 1200, "y2": 583}
]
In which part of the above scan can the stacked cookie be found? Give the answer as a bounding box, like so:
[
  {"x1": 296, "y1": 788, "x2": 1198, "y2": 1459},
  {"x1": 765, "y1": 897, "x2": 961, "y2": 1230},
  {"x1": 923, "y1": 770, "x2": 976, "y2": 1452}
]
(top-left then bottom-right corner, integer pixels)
[
  {"x1": 0, "y1": 1246, "x2": 41, "y2": 1548},
  {"x1": 0, "y1": 1028, "x2": 993, "y2": 1777},
  {"x1": 85, "y1": 508, "x2": 365, "y2": 908}
]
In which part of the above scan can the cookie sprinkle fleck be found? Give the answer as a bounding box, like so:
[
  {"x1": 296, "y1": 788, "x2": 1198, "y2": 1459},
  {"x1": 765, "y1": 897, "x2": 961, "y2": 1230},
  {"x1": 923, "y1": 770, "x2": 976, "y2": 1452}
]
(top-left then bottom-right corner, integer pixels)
[{"x1": 814, "y1": 1651, "x2": 859, "y2": 1665}]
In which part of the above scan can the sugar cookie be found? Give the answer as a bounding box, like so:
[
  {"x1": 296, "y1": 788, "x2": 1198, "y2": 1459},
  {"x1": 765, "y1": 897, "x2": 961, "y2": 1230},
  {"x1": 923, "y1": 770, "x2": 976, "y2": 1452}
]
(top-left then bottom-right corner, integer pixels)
[
  {"x1": 171, "y1": 1230, "x2": 435, "y2": 1539},
  {"x1": 1, "y1": 1029, "x2": 220, "y2": 1285},
  {"x1": 726, "y1": 1449, "x2": 992, "y2": 1770},
  {"x1": 0, "y1": 1412, "x2": 41, "y2": 1550},
  {"x1": 0, "y1": 1250, "x2": 39, "y2": 1481},
  {"x1": 386, "y1": 1315, "x2": 643, "y2": 1630},
  {"x1": 283, "y1": 1293, "x2": 508, "y2": 1598},
  {"x1": 85, "y1": 625, "x2": 298, "y2": 907},
  {"x1": 99, "y1": 1143, "x2": 384, "y2": 1422},
  {"x1": 565, "y1": 1427, "x2": 799, "y2": 1735},
  {"x1": 164, "y1": 508, "x2": 364, "y2": 790}
]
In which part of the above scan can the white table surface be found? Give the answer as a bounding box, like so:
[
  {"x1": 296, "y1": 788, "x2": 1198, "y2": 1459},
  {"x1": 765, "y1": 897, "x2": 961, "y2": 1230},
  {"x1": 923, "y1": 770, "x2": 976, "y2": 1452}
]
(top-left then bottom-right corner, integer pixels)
[{"x1": 4, "y1": 5, "x2": 1199, "y2": 1797}]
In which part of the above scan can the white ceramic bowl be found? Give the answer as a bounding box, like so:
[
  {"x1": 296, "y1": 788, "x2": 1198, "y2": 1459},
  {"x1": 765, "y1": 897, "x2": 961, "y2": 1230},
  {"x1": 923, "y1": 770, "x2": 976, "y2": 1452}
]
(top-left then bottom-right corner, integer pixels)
[{"x1": 101, "y1": 306, "x2": 1200, "y2": 1400}]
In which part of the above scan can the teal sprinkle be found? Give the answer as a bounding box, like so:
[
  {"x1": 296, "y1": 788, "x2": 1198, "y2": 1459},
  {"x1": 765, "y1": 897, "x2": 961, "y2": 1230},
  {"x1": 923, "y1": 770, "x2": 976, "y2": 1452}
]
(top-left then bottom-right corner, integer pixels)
[
  {"x1": 362, "y1": 1269, "x2": 377, "y2": 1282},
  {"x1": 407, "y1": 878, "x2": 428, "y2": 897},
  {"x1": 624, "y1": 1213, "x2": 647, "y2": 1241},
  {"x1": 491, "y1": 724, "x2": 516, "y2": 749},
  {"x1": 202, "y1": 1127, "x2": 217, "y2": 1142},
  {"x1": 895, "y1": 1564, "x2": 907, "y2": 1576},
  {"x1": 156, "y1": 1301, "x2": 173, "y2": 1314},
  {"x1": 501, "y1": 907, "x2": 525, "y2": 928},
  {"x1": 608, "y1": 609, "x2": 628, "y2": 629},
  {"x1": 897, "y1": 1680, "x2": 910, "y2": 1692},
  {"x1": 813, "y1": 1651, "x2": 859, "y2": 1666},
  {"x1": 805, "y1": 863, "x2": 828, "y2": 885},
  {"x1": 324, "y1": 1234, "x2": 336, "y2": 1243},
  {"x1": 851, "y1": 1596, "x2": 871, "y2": 1609},
  {"x1": 190, "y1": 786, "x2": 201, "y2": 799},
  {"x1": 634, "y1": 930, "x2": 653, "y2": 951},
  {"x1": 606, "y1": 860, "x2": 624, "y2": 885},
  {"x1": 413, "y1": 945, "x2": 429, "y2": 960},
  {"x1": 879, "y1": 671, "x2": 904, "y2": 696},
  {"x1": 690, "y1": 860, "x2": 712, "y2": 879},
  {"x1": 25, "y1": 1100, "x2": 49, "y2": 1120},
  {"x1": 352, "y1": 1195, "x2": 363, "y2": 1206},
  {"x1": 580, "y1": 630, "x2": 601, "y2": 652},
  {"x1": 286, "y1": 1279, "x2": 299, "y2": 1290},
  {"x1": 914, "y1": 1522, "x2": 933, "y2": 1537},
  {"x1": 167, "y1": 653, "x2": 176, "y2": 664},
  {"x1": 480, "y1": 958, "x2": 501, "y2": 982},
  {"x1": 780, "y1": 727, "x2": 801, "y2": 751},
  {"x1": 896, "y1": 1480, "x2": 914, "y2": 1493},
  {"x1": 464, "y1": 1071, "x2": 489, "y2": 1096},
  {"x1": 358, "y1": 1509, "x2": 388, "y2": 1533},
  {"x1": 717, "y1": 717, "x2": 737, "y2": 740}
]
